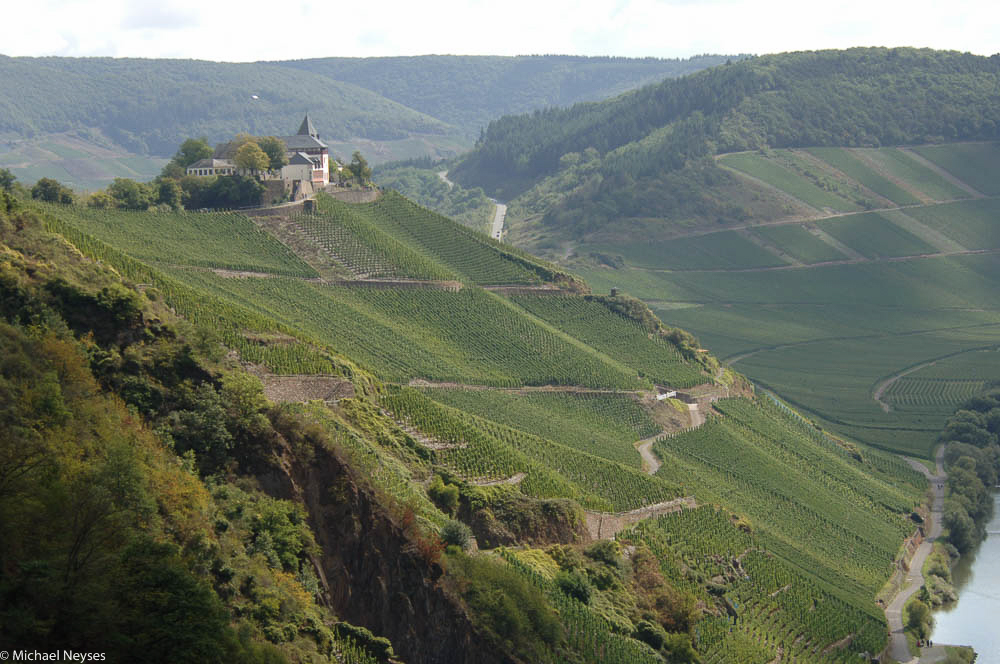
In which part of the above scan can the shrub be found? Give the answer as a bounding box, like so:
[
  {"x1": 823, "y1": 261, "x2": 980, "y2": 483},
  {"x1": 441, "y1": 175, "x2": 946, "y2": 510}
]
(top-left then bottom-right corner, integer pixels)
[{"x1": 440, "y1": 519, "x2": 473, "y2": 550}]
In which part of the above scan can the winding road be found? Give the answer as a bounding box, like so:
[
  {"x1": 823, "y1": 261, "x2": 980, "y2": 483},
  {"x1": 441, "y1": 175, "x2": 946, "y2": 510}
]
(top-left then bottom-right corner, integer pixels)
[{"x1": 885, "y1": 446, "x2": 945, "y2": 664}]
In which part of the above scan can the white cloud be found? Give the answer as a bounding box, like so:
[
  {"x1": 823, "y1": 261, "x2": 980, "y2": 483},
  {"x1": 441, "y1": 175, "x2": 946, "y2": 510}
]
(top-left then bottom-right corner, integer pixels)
[{"x1": 1, "y1": 0, "x2": 997, "y2": 61}]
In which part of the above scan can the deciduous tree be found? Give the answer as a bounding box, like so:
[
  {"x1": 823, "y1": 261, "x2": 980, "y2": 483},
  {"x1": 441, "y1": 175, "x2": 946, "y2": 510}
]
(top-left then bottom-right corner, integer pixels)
[{"x1": 234, "y1": 142, "x2": 270, "y2": 175}]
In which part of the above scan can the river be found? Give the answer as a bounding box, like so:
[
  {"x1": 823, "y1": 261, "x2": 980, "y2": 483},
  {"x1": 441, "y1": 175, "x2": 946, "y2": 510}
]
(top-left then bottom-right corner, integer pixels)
[{"x1": 931, "y1": 491, "x2": 1000, "y2": 662}]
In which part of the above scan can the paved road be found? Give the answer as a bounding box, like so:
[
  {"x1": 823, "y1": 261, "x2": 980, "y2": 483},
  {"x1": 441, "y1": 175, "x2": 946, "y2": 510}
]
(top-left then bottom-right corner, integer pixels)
[
  {"x1": 885, "y1": 446, "x2": 945, "y2": 663},
  {"x1": 490, "y1": 200, "x2": 506, "y2": 241}
]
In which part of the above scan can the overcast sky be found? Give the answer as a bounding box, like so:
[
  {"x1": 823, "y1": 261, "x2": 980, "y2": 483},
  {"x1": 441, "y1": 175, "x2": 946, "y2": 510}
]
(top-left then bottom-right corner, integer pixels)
[{"x1": 2, "y1": 0, "x2": 997, "y2": 61}]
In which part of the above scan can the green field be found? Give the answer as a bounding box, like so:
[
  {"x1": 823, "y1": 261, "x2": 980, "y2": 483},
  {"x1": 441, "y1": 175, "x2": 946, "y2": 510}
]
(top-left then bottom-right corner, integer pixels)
[
  {"x1": 582, "y1": 230, "x2": 788, "y2": 270},
  {"x1": 720, "y1": 152, "x2": 863, "y2": 212},
  {"x1": 750, "y1": 223, "x2": 849, "y2": 264},
  {"x1": 805, "y1": 147, "x2": 924, "y2": 206},
  {"x1": 573, "y1": 245, "x2": 1000, "y2": 456},
  {"x1": 816, "y1": 212, "x2": 937, "y2": 258},
  {"x1": 903, "y1": 199, "x2": 1000, "y2": 249},
  {"x1": 910, "y1": 143, "x2": 1000, "y2": 196}
]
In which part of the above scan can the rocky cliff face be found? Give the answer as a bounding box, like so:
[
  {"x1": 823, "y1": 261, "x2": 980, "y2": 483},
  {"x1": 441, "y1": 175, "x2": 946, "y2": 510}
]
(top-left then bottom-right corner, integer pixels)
[{"x1": 257, "y1": 440, "x2": 513, "y2": 664}]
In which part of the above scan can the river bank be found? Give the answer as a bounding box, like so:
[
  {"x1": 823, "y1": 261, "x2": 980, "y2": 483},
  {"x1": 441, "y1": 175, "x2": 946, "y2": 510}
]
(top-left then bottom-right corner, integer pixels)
[{"x1": 929, "y1": 490, "x2": 1000, "y2": 663}]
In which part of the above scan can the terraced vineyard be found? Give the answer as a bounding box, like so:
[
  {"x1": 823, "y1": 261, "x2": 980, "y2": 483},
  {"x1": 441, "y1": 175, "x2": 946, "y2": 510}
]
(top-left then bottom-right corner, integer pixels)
[
  {"x1": 37, "y1": 202, "x2": 318, "y2": 277},
  {"x1": 581, "y1": 231, "x2": 788, "y2": 271},
  {"x1": 291, "y1": 207, "x2": 457, "y2": 280},
  {"x1": 625, "y1": 507, "x2": 887, "y2": 663},
  {"x1": 27, "y1": 182, "x2": 940, "y2": 663},
  {"x1": 881, "y1": 348, "x2": 1000, "y2": 413},
  {"x1": 719, "y1": 151, "x2": 864, "y2": 213},
  {"x1": 882, "y1": 377, "x2": 987, "y2": 413},
  {"x1": 420, "y1": 389, "x2": 660, "y2": 467},
  {"x1": 652, "y1": 397, "x2": 923, "y2": 597},
  {"x1": 383, "y1": 387, "x2": 681, "y2": 512},
  {"x1": 316, "y1": 192, "x2": 554, "y2": 285},
  {"x1": 157, "y1": 269, "x2": 648, "y2": 388},
  {"x1": 750, "y1": 223, "x2": 849, "y2": 264},
  {"x1": 849, "y1": 147, "x2": 968, "y2": 202},
  {"x1": 509, "y1": 295, "x2": 708, "y2": 387}
]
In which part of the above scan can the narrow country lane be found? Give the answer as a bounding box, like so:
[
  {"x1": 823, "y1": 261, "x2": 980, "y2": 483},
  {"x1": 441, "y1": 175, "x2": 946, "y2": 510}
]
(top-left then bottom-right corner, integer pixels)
[{"x1": 885, "y1": 446, "x2": 946, "y2": 663}]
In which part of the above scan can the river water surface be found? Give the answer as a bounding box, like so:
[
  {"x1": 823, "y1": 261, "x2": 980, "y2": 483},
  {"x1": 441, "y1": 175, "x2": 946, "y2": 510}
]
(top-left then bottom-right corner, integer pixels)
[{"x1": 931, "y1": 491, "x2": 1000, "y2": 662}]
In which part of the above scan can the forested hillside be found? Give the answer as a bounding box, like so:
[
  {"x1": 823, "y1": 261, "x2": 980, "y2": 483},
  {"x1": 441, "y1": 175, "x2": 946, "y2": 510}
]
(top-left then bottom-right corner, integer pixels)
[
  {"x1": 0, "y1": 177, "x2": 927, "y2": 662},
  {"x1": 452, "y1": 48, "x2": 1000, "y2": 211}
]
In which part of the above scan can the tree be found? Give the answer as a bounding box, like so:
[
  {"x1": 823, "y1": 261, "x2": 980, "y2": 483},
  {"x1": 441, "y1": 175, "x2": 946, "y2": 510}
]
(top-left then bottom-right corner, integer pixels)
[
  {"x1": 234, "y1": 141, "x2": 270, "y2": 175},
  {"x1": 86, "y1": 191, "x2": 115, "y2": 209},
  {"x1": 108, "y1": 178, "x2": 153, "y2": 210},
  {"x1": 173, "y1": 138, "x2": 213, "y2": 168},
  {"x1": 348, "y1": 151, "x2": 372, "y2": 184},
  {"x1": 906, "y1": 598, "x2": 933, "y2": 639},
  {"x1": 156, "y1": 179, "x2": 183, "y2": 210},
  {"x1": 31, "y1": 177, "x2": 73, "y2": 204},
  {"x1": 258, "y1": 136, "x2": 288, "y2": 171},
  {"x1": 0, "y1": 168, "x2": 15, "y2": 192}
]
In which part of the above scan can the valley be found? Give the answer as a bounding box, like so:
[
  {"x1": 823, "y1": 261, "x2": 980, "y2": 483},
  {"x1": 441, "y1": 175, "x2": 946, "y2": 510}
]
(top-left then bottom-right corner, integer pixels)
[{"x1": 4, "y1": 45, "x2": 999, "y2": 664}]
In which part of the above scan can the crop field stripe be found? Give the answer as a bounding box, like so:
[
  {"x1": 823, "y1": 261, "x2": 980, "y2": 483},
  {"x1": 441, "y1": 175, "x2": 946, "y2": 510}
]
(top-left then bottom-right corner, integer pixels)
[
  {"x1": 908, "y1": 143, "x2": 1000, "y2": 196},
  {"x1": 719, "y1": 152, "x2": 862, "y2": 213},
  {"x1": 804, "y1": 147, "x2": 923, "y2": 206},
  {"x1": 850, "y1": 148, "x2": 969, "y2": 202},
  {"x1": 815, "y1": 212, "x2": 937, "y2": 259},
  {"x1": 749, "y1": 224, "x2": 852, "y2": 264}
]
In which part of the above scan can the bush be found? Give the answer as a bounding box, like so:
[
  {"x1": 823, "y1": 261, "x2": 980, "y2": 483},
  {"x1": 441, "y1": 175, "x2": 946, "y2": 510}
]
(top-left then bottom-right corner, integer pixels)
[
  {"x1": 440, "y1": 519, "x2": 473, "y2": 550},
  {"x1": 554, "y1": 569, "x2": 592, "y2": 604}
]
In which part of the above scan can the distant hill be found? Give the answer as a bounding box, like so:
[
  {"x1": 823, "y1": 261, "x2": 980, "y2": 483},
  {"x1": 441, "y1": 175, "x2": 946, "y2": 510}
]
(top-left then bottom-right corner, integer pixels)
[
  {"x1": 277, "y1": 54, "x2": 738, "y2": 137},
  {"x1": 451, "y1": 47, "x2": 1000, "y2": 214},
  {"x1": 0, "y1": 53, "x2": 730, "y2": 191}
]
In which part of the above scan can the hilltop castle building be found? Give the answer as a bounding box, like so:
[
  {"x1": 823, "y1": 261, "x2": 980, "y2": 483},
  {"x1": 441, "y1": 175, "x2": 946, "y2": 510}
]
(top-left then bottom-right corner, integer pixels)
[{"x1": 186, "y1": 115, "x2": 331, "y2": 187}]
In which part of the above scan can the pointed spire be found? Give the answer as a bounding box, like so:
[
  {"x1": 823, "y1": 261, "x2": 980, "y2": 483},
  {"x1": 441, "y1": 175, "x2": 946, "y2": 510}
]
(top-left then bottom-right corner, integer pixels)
[{"x1": 297, "y1": 114, "x2": 318, "y2": 139}]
